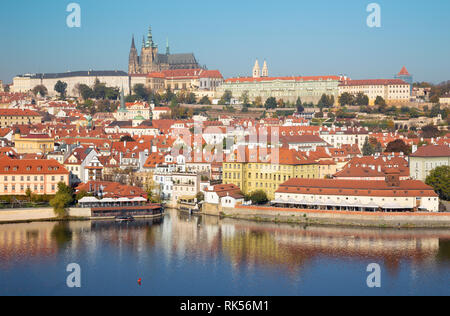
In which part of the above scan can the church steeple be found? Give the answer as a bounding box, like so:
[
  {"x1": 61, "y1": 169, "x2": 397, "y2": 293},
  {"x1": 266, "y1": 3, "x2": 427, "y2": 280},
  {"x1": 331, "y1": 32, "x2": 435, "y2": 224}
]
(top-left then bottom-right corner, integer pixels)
[
  {"x1": 252, "y1": 59, "x2": 261, "y2": 78},
  {"x1": 146, "y1": 26, "x2": 155, "y2": 48},
  {"x1": 262, "y1": 60, "x2": 268, "y2": 77},
  {"x1": 118, "y1": 87, "x2": 127, "y2": 113},
  {"x1": 166, "y1": 38, "x2": 170, "y2": 55},
  {"x1": 128, "y1": 35, "x2": 139, "y2": 74},
  {"x1": 131, "y1": 34, "x2": 136, "y2": 49}
]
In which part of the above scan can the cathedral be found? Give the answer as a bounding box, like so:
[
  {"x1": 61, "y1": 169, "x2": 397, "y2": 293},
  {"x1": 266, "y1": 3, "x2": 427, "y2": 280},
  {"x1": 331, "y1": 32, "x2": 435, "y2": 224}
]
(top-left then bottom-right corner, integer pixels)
[{"x1": 128, "y1": 26, "x2": 202, "y2": 74}]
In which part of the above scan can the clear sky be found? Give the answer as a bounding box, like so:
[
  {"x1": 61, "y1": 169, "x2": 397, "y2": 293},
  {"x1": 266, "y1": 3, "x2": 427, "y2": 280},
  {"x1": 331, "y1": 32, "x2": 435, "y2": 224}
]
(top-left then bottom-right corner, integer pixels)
[{"x1": 0, "y1": 0, "x2": 449, "y2": 83}]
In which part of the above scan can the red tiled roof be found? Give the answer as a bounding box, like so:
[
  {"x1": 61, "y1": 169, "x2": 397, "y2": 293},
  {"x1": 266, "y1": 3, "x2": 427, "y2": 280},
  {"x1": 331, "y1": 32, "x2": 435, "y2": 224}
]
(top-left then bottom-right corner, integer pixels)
[
  {"x1": 276, "y1": 178, "x2": 437, "y2": 198},
  {"x1": 226, "y1": 75, "x2": 342, "y2": 84},
  {"x1": 143, "y1": 152, "x2": 165, "y2": 168},
  {"x1": 410, "y1": 145, "x2": 450, "y2": 157},
  {"x1": 398, "y1": 66, "x2": 411, "y2": 76},
  {"x1": 75, "y1": 181, "x2": 147, "y2": 199},
  {"x1": 339, "y1": 79, "x2": 408, "y2": 87},
  {"x1": 0, "y1": 109, "x2": 41, "y2": 116},
  {"x1": 0, "y1": 158, "x2": 69, "y2": 175}
]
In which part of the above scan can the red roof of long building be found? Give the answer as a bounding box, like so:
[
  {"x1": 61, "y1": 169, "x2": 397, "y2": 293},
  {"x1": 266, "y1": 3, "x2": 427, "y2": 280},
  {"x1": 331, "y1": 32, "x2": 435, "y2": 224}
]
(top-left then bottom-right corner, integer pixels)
[
  {"x1": 339, "y1": 79, "x2": 408, "y2": 87},
  {"x1": 0, "y1": 158, "x2": 69, "y2": 175},
  {"x1": 0, "y1": 109, "x2": 41, "y2": 116},
  {"x1": 276, "y1": 178, "x2": 437, "y2": 197},
  {"x1": 225, "y1": 75, "x2": 342, "y2": 84},
  {"x1": 410, "y1": 145, "x2": 450, "y2": 157}
]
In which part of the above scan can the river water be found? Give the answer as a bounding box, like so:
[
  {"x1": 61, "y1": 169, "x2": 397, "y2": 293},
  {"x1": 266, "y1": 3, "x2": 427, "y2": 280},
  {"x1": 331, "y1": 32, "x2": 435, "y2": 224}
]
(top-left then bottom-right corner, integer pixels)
[{"x1": 0, "y1": 210, "x2": 449, "y2": 296}]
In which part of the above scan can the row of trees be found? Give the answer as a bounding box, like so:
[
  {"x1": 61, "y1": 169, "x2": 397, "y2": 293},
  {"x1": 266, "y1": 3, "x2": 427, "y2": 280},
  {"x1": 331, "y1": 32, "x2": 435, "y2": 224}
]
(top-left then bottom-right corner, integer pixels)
[
  {"x1": 338, "y1": 92, "x2": 370, "y2": 106},
  {"x1": 414, "y1": 80, "x2": 450, "y2": 104}
]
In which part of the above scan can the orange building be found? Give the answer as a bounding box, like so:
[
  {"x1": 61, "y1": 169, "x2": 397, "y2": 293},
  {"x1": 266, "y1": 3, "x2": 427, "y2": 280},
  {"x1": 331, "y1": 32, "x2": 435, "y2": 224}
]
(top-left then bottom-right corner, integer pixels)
[{"x1": 0, "y1": 158, "x2": 69, "y2": 196}]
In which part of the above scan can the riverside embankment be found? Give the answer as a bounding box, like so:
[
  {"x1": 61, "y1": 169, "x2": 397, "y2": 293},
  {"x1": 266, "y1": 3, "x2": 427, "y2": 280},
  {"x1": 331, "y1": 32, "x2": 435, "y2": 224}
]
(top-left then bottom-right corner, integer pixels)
[
  {"x1": 205, "y1": 205, "x2": 450, "y2": 228},
  {"x1": 0, "y1": 208, "x2": 91, "y2": 224}
]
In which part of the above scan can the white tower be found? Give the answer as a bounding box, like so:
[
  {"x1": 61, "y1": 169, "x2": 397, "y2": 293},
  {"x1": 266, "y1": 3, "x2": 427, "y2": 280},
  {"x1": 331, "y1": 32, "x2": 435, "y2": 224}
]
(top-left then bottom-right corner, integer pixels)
[
  {"x1": 262, "y1": 60, "x2": 268, "y2": 77},
  {"x1": 252, "y1": 59, "x2": 261, "y2": 78}
]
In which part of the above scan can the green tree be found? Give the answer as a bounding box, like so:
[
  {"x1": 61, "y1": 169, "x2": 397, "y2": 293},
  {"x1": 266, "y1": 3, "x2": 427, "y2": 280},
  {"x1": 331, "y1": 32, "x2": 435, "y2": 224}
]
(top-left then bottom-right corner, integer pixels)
[
  {"x1": 240, "y1": 90, "x2": 250, "y2": 106},
  {"x1": 426, "y1": 166, "x2": 450, "y2": 201},
  {"x1": 50, "y1": 182, "x2": 74, "y2": 218},
  {"x1": 54, "y1": 81, "x2": 68, "y2": 99},
  {"x1": 25, "y1": 188, "x2": 33, "y2": 202},
  {"x1": 318, "y1": 94, "x2": 334, "y2": 108},
  {"x1": 264, "y1": 97, "x2": 277, "y2": 109},
  {"x1": 196, "y1": 192, "x2": 205, "y2": 203},
  {"x1": 248, "y1": 190, "x2": 268, "y2": 205},
  {"x1": 362, "y1": 137, "x2": 375, "y2": 156},
  {"x1": 78, "y1": 84, "x2": 94, "y2": 100},
  {"x1": 355, "y1": 92, "x2": 369, "y2": 106},
  {"x1": 199, "y1": 95, "x2": 211, "y2": 105},
  {"x1": 375, "y1": 96, "x2": 386, "y2": 107},
  {"x1": 186, "y1": 92, "x2": 197, "y2": 104},
  {"x1": 338, "y1": 92, "x2": 354, "y2": 106},
  {"x1": 219, "y1": 90, "x2": 233, "y2": 105},
  {"x1": 133, "y1": 84, "x2": 148, "y2": 101},
  {"x1": 32, "y1": 85, "x2": 48, "y2": 97}
]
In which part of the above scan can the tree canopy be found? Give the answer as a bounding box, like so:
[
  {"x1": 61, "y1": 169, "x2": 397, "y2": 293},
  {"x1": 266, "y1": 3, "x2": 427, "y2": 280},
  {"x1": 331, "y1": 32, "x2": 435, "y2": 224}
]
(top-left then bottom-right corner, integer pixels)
[
  {"x1": 50, "y1": 182, "x2": 74, "y2": 218},
  {"x1": 248, "y1": 190, "x2": 268, "y2": 205},
  {"x1": 264, "y1": 97, "x2": 277, "y2": 109},
  {"x1": 32, "y1": 85, "x2": 48, "y2": 97},
  {"x1": 54, "y1": 81, "x2": 68, "y2": 99},
  {"x1": 385, "y1": 139, "x2": 411, "y2": 155},
  {"x1": 426, "y1": 166, "x2": 450, "y2": 201}
]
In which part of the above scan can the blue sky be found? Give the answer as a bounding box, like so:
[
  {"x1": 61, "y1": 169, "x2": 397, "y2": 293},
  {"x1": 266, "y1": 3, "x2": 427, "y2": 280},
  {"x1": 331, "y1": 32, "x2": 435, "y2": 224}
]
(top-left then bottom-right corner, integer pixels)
[{"x1": 0, "y1": 0, "x2": 449, "y2": 83}]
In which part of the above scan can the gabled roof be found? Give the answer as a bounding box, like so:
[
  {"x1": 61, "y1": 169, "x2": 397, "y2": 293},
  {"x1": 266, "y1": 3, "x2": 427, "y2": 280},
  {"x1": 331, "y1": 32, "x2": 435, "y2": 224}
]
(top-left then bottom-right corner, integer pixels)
[{"x1": 410, "y1": 145, "x2": 450, "y2": 157}]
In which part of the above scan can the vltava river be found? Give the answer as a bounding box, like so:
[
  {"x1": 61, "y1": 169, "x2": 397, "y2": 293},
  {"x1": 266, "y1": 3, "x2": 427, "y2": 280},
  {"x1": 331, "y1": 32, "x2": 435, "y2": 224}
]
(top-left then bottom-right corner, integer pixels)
[{"x1": 0, "y1": 210, "x2": 449, "y2": 295}]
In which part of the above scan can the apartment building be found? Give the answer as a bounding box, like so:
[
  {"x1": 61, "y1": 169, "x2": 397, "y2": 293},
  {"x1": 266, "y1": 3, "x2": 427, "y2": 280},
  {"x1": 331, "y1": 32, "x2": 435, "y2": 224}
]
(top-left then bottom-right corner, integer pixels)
[
  {"x1": 0, "y1": 109, "x2": 41, "y2": 128},
  {"x1": 338, "y1": 79, "x2": 410, "y2": 105},
  {"x1": 0, "y1": 158, "x2": 69, "y2": 196},
  {"x1": 222, "y1": 148, "x2": 320, "y2": 200}
]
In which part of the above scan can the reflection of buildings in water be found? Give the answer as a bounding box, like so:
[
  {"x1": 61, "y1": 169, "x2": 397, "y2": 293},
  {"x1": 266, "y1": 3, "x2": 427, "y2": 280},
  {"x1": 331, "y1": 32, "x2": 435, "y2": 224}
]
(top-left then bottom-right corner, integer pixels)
[
  {"x1": 220, "y1": 221, "x2": 449, "y2": 275},
  {"x1": 160, "y1": 211, "x2": 221, "y2": 262},
  {"x1": 0, "y1": 222, "x2": 59, "y2": 266},
  {"x1": 0, "y1": 211, "x2": 449, "y2": 276}
]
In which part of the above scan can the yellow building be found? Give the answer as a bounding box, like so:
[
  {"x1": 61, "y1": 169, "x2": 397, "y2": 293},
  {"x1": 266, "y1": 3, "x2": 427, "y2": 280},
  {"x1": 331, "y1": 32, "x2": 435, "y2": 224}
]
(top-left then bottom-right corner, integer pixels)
[
  {"x1": 222, "y1": 148, "x2": 320, "y2": 200},
  {"x1": 14, "y1": 131, "x2": 54, "y2": 154},
  {"x1": 0, "y1": 109, "x2": 41, "y2": 128}
]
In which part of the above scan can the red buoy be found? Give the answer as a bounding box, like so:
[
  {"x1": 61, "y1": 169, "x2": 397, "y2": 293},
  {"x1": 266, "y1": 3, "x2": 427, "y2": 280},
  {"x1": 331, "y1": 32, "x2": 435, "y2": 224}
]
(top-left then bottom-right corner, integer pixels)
[{"x1": 138, "y1": 278, "x2": 142, "y2": 286}]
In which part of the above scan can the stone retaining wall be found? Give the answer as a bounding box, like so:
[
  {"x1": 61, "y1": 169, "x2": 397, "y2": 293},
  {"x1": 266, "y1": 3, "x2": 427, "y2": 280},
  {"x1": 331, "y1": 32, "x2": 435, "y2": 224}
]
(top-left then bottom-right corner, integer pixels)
[
  {"x1": 0, "y1": 208, "x2": 91, "y2": 223},
  {"x1": 220, "y1": 205, "x2": 450, "y2": 228}
]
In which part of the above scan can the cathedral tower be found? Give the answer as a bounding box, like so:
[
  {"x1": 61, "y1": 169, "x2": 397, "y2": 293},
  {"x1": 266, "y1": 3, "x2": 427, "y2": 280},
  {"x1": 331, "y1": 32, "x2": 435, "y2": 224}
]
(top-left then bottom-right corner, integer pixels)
[
  {"x1": 140, "y1": 26, "x2": 160, "y2": 74},
  {"x1": 128, "y1": 35, "x2": 139, "y2": 74},
  {"x1": 262, "y1": 60, "x2": 268, "y2": 77},
  {"x1": 252, "y1": 59, "x2": 261, "y2": 78}
]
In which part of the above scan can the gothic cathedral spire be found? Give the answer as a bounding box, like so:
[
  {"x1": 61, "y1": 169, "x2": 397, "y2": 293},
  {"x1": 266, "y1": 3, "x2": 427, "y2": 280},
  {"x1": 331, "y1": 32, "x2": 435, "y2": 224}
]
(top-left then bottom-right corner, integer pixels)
[{"x1": 128, "y1": 35, "x2": 139, "y2": 74}]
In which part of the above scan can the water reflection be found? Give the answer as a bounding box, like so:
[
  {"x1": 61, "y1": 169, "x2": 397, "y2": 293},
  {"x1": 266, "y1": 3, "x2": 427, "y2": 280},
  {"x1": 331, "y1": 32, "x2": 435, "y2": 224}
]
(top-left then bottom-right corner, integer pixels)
[{"x1": 0, "y1": 209, "x2": 449, "y2": 293}]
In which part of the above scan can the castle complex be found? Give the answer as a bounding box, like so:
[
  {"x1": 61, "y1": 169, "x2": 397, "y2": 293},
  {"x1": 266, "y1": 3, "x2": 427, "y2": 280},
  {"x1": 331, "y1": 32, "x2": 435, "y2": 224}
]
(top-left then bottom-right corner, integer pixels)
[{"x1": 128, "y1": 26, "x2": 202, "y2": 74}]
